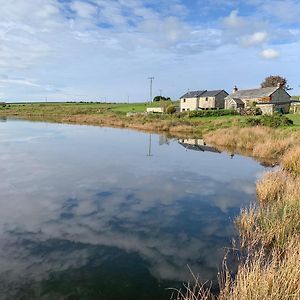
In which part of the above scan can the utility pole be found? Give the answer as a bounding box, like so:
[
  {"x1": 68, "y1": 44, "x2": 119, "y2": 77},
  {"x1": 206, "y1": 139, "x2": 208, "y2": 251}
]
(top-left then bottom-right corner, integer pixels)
[
  {"x1": 159, "y1": 89, "x2": 162, "y2": 101},
  {"x1": 148, "y1": 77, "x2": 154, "y2": 103}
]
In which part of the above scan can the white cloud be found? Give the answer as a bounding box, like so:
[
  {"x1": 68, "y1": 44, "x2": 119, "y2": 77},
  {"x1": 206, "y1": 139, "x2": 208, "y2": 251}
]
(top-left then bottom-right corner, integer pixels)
[
  {"x1": 0, "y1": 0, "x2": 299, "y2": 100},
  {"x1": 223, "y1": 10, "x2": 246, "y2": 28},
  {"x1": 242, "y1": 31, "x2": 268, "y2": 47},
  {"x1": 260, "y1": 48, "x2": 280, "y2": 59}
]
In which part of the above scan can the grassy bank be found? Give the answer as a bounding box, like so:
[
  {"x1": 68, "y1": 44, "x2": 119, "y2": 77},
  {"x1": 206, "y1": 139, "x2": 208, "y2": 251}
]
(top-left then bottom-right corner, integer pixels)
[
  {"x1": 175, "y1": 127, "x2": 300, "y2": 300},
  {"x1": 0, "y1": 102, "x2": 243, "y2": 135}
]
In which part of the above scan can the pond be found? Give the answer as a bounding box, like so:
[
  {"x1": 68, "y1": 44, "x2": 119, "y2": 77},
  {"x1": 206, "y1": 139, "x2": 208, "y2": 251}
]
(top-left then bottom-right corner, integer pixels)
[{"x1": 0, "y1": 119, "x2": 267, "y2": 300}]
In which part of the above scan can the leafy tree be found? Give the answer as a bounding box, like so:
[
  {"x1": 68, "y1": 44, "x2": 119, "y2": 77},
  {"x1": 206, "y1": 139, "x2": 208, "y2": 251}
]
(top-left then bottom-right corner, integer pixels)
[
  {"x1": 261, "y1": 75, "x2": 292, "y2": 90},
  {"x1": 153, "y1": 96, "x2": 171, "y2": 102}
]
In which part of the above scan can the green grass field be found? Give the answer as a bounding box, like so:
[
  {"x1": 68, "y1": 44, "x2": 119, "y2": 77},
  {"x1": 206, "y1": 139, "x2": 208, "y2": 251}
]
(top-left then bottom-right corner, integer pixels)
[
  {"x1": 285, "y1": 113, "x2": 300, "y2": 127},
  {"x1": 1, "y1": 101, "x2": 179, "y2": 115}
]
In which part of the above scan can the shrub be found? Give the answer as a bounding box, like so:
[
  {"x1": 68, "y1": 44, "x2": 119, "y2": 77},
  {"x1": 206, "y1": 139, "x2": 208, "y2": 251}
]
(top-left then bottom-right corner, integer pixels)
[
  {"x1": 240, "y1": 107, "x2": 262, "y2": 116},
  {"x1": 165, "y1": 104, "x2": 176, "y2": 114},
  {"x1": 187, "y1": 109, "x2": 237, "y2": 118},
  {"x1": 246, "y1": 114, "x2": 293, "y2": 128}
]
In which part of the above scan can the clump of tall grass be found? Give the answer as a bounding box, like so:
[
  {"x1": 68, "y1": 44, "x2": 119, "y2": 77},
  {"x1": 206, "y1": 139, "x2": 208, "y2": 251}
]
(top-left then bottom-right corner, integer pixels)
[
  {"x1": 170, "y1": 278, "x2": 213, "y2": 300},
  {"x1": 218, "y1": 238, "x2": 300, "y2": 300},
  {"x1": 205, "y1": 127, "x2": 300, "y2": 161},
  {"x1": 173, "y1": 168, "x2": 300, "y2": 300},
  {"x1": 173, "y1": 237, "x2": 300, "y2": 300},
  {"x1": 237, "y1": 170, "x2": 300, "y2": 249},
  {"x1": 282, "y1": 146, "x2": 300, "y2": 174}
]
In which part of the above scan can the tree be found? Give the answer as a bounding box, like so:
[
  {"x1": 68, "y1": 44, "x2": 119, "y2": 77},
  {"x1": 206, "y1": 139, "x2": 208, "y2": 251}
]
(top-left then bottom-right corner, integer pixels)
[
  {"x1": 153, "y1": 96, "x2": 171, "y2": 102},
  {"x1": 261, "y1": 75, "x2": 292, "y2": 90}
]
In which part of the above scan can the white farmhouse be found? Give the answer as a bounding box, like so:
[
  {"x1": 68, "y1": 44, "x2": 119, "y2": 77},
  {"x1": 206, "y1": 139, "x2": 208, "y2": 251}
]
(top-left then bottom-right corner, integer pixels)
[{"x1": 180, "y1": 90, "x2": 228, "y2": 112}]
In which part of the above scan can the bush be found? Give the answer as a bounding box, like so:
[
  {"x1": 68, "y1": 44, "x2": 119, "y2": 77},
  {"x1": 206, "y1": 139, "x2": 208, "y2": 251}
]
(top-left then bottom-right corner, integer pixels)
[
  {"x1": 240, "y1": 107, "x2": 262, "y2": 116},
  {"x1": 186, "y1": 109, "x2": 237, "y2": 118},
  {"x1": 246, "y1": 114, "x2": 293, "y2": 128},
  {"x1": 165, "y1": 104, "x2": 176, "y2": 114}
]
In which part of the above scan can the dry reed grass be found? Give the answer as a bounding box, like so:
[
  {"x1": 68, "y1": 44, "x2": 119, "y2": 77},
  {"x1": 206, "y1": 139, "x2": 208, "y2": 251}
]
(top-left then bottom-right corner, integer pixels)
[
  {"x1": 218, "y1": 238, "x2": 300, "y2": 300},
  {"x1": 282, "y1": 146, "x2": 300, "y2": 174},
  {"x1": 204, "y1": 127, "x2": 300, "y2": 161},
  {"x1": 173, "y1": 168, "x2": 300, "y2": 300},
  {"x1": 170, "y1": 267, "x2": 214, "y2": 300},
  {"x1": 237, "y1": 170, "x2": 300, "y2": 249}
]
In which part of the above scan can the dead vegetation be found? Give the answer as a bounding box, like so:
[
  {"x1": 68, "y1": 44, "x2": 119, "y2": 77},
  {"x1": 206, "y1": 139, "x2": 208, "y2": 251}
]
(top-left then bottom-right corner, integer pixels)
[
  {"x1": 204, "y1": 127, "x2": 300, "y2": 161},
  {"x1": 218, "y1": 238, "x2": 300, "y2": 300},
  {"x1": 174, "y1": 127, "x2": 300, "y2": 300},
  {"x1": 174, "y1": 168, "x2": 300, "y2": 300}
]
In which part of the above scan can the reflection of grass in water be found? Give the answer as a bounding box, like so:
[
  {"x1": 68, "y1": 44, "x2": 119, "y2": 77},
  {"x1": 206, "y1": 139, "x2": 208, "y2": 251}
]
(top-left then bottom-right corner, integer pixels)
[{"x1": 174, "y1": 131, "x2": 300, "y2": 299}]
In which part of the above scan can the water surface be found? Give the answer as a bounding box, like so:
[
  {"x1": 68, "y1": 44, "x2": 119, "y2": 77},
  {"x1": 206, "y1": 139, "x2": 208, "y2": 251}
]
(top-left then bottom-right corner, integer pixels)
[{"x1": 0, "y1": 120, "x2": 266, "y2": 300}]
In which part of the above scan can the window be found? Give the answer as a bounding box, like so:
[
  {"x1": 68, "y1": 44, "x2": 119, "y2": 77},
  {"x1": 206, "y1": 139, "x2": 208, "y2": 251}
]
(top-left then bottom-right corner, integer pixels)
[
  {"x1": 205, "y1": 97, "x2": 208, "y2": 101},
  {"x1": 182, "y1": 108, "x2": 185, "y2": 111},
  {"x1": 183, "y1": 98, "x2": 186, "y2": 103}
]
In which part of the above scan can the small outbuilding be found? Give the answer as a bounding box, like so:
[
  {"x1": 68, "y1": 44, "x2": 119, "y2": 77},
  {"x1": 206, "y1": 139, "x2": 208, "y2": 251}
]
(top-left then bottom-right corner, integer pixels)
[{"x1": 146, "y1": 107, "x2": 164, "y2": 113}]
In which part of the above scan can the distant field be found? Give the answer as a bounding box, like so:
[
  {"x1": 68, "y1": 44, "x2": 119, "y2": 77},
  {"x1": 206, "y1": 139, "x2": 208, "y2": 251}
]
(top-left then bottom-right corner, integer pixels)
[
  {"x1": 2, "y1": 102, "x2": 178, "y2": 115},
  {"x1": 3, "y1": 101, "x2": 179, "y2": 115}
]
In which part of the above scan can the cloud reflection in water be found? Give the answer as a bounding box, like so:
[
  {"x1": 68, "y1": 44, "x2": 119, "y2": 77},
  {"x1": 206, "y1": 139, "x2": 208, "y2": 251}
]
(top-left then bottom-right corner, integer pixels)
[{"x1": 0, "y1": 120, "x2": 266, "y2": 299}]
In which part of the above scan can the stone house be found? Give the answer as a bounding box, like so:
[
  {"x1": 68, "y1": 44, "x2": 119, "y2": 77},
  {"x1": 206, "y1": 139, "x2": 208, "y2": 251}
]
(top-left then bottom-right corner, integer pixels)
[
  {"x1": 225, "y1": 85, "x2": 291, "y2": 114},
  {"x1": 180, "y1": 90, "x2": 228, "y2": 112}
]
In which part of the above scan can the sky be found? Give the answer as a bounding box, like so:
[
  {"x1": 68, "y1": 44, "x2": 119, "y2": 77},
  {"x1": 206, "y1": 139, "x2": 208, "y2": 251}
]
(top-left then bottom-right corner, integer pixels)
[{"x1": 0, "y1": 0, "x2": 300, "y2": 102}]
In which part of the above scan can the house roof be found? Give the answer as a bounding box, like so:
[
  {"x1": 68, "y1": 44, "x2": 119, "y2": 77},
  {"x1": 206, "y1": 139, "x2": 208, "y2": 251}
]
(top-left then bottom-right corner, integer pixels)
[
  {"x1": 181, "y1": 90, "x2": 227, "y2": 99},
  {"x1": 202, "y1": 90, "x2": 228, "y2": 97},
  {"x1": 228, "y1": 98, "x2": 244, "y2": 105},
  {"x1": 225, "y1": 87, "x2": 287, "y2": 101},
  {"x1": 181, "y1": 90, "x2": 206, "y2": 99}
]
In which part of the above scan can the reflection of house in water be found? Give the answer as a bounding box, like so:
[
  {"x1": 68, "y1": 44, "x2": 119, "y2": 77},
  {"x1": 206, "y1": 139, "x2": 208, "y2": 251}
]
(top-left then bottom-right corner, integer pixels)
[{"x1": 178, "y1": 139, "x2": 221, "y2": 153}]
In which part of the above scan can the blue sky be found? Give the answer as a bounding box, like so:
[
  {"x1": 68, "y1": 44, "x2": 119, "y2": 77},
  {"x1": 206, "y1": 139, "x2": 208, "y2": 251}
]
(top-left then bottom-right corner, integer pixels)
[{"x1": 0, "y1": 0, "x2": 300, "y2": 102}]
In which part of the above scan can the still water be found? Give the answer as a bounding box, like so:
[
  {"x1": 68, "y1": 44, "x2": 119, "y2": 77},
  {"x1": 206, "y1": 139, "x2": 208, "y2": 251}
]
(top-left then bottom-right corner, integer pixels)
[{"x1": 0, "y1": 119, "x2": 266, "y2": 300}]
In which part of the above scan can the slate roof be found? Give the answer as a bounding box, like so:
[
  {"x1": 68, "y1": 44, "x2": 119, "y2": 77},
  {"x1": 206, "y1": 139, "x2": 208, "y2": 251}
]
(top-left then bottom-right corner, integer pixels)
[
  {"x1": 180, "y1": 90, "x2": 206, "y2": 99},
  {"x1": 181, "y1": 90, "x2": 227, "y2": 99},
  {"x1": 202, "y1": 90, "x2": 228, "y2": 97},
  {"x1": 228, "y1": 98, "x2": 244, "y2": 105},
  {"x1": 225, "y1": 87, "x2": 280, "y2": 101}
]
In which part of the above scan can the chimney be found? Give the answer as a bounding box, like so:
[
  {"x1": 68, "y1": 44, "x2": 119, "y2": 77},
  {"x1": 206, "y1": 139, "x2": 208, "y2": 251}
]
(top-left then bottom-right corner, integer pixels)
[{"x1": 233, "y1": 86, "x2": 238, "y2": 93}]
